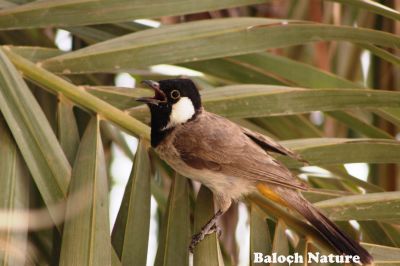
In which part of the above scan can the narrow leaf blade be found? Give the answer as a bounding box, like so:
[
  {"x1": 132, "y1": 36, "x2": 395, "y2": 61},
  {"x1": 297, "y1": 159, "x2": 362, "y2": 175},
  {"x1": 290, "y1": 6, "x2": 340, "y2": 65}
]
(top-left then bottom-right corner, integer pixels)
[
  {"x1": 0, "y1": 116, "x2": 30, "y2": 266},
  {"x1": 41, "y1": 18, "x2": 400, "y2": 73},
  {"x1": 111, "y1": 139, "x2": 151, "y2": 266},
  {"x1": 0, "y1": 48, "x2": 71, "y2": 220},
  {"x1": 155, "y1": 174, "x2": 190, "y2": 266},
  {"x1": 59, "y1": 117, "x2": 111, "y2": 266},
  {"x1": 193, "y1": 186, "x2": 224, "y2": 266},
  {"x1": 0, "y1": 0, "x2": 266, "y2": 29}
]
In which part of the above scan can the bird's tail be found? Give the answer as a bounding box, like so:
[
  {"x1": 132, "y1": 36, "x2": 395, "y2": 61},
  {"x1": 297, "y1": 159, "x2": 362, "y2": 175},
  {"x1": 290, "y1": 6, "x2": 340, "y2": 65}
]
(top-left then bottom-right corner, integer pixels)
[{"x1": 257, "y1": 184, "x2": 373, "y2": 265}]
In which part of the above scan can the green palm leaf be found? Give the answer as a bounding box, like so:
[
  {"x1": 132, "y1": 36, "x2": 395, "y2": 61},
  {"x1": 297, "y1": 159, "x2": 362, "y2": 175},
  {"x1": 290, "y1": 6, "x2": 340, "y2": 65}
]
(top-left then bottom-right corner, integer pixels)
[{"x1": 0, "y1": 1, "x2": 399, "y2": 265}]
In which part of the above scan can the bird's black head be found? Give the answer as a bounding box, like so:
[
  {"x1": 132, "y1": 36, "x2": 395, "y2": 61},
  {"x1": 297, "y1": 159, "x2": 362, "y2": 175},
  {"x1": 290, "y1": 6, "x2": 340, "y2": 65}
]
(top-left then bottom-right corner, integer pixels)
[{"x1": 137, "y1": 78, "x2": 202, "y2": 147}]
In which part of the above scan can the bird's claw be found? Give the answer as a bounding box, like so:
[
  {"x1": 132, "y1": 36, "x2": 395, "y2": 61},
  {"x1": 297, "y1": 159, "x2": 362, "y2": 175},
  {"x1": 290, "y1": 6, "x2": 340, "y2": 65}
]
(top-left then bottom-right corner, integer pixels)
[
  {"x1": 209, "y1": 224, "x2": 222, "y2": 238},
  {"x1": 189, "y1": 224, "x2": 222, "y2": 253},
  {"x1": 189, "y1": 231, "x2": 204, "y2": 253}
]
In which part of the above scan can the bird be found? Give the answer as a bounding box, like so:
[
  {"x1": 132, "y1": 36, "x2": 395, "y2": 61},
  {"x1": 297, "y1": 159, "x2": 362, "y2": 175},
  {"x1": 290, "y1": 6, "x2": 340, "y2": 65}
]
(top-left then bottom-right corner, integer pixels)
[{"x1": 136, "y1": 78, "x2": 373, "y2": 265}]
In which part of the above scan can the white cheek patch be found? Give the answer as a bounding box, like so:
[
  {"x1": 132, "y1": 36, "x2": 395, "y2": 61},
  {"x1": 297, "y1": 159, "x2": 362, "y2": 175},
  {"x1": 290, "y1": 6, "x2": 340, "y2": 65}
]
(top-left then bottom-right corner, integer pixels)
[{"x1": 164, "y1": 97, "x2": 195, "y2": 130}]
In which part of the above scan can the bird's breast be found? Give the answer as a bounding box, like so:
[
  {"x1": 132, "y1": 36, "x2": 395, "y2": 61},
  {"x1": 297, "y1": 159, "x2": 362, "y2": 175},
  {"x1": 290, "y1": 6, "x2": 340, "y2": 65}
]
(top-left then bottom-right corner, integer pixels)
[{"x1": 155, "y1": 137, "x2": 256, "y2": 200}]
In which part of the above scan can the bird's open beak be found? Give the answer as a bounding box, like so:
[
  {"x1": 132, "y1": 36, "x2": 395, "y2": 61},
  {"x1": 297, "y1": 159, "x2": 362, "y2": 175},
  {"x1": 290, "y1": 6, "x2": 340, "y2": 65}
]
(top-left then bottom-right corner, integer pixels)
[{"x1": 136, "y1": 80, "x2": 167, "y2": 105}]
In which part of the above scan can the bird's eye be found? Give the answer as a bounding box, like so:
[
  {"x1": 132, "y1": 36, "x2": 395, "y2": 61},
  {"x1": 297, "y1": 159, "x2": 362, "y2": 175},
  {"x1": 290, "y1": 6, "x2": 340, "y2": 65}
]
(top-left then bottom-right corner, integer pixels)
[{"x1": 170, "y1": 90, "x2": 180, "y2": 99}]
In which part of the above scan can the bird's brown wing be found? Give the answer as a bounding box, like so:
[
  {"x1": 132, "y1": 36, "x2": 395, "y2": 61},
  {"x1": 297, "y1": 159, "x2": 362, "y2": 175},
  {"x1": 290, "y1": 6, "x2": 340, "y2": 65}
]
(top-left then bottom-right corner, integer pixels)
[
  {"x1": 174, "y1": 112, "x2": 307, "y2": 190},
  {"x1": 241, "y1": 127, "x2": 308, "y2": 164}
]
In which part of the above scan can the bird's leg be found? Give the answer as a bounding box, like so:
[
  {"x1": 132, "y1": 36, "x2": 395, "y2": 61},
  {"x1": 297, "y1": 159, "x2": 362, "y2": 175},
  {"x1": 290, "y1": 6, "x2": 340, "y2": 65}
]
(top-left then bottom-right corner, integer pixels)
[
  {"x1": 208, "y1": 223, "x2": 222, "y2": 238},
  {"x1": 189, "y1": 210, "x2": 223, "y2": 252}
]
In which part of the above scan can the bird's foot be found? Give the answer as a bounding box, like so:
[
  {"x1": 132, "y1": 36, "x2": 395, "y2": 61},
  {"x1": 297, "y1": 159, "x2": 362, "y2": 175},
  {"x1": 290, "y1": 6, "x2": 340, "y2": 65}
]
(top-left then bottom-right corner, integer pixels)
[
  {"x1": 209, "y1": 224, "x2": 222, "y2": 238},
  {"x1": 189, "y1": 224, "x2": 222, "y2": 253}
]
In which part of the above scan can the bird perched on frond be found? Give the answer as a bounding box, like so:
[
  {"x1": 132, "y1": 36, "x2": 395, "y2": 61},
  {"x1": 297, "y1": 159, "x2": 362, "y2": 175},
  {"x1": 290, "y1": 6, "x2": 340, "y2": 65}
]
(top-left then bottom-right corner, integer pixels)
[{"x1": 137, "y1": 78, "x2": 373, "y2": 265}]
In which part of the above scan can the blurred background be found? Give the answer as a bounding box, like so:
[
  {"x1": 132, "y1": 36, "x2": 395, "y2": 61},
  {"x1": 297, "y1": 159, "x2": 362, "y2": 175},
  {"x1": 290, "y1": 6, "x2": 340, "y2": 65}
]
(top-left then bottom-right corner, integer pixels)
[{"x1": 0, "y1": 0, "x2": 399, "y2": 265}]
